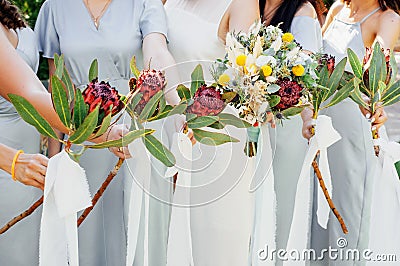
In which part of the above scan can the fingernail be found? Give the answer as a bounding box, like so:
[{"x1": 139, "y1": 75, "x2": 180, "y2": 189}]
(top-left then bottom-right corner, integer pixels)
[
  {"x1": 372, "y1": 126, "x2": 376, "y2": 131},
  {"x1": 366, "y1": 113, "x2": 371, "y2": 119},
  {"x1": 371, "y1": 117, "x2": 375, "y2": 123}
]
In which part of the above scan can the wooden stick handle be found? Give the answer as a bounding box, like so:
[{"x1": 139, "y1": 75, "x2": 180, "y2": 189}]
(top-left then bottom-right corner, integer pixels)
[
  {"x1": 77, "y1": 158, "x2": 124, "y2": 226},
  {"x1": 0, "y1": 196, "x2": 44, "y2": 235},
  {"x1": 312, "y1": 157, "x2": 348, "y2": 234}
]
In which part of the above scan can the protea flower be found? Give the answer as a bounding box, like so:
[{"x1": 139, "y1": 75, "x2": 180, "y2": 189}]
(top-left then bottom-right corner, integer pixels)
[
  {"x1": 363, "y1": 47, "x2": 391, "y2": 85},
  {"x1": 274, "y1": 78, "x2": 303, "y2": 110},
  {"x1": 82, "y1": 78, "x2": 124, "y2": 117},
  {"x1": 129, "y1": 69, "x2": 166, "y2": 114},
  {"x1": 187, "y1": 85, "x2": 225, "y2": 116}
]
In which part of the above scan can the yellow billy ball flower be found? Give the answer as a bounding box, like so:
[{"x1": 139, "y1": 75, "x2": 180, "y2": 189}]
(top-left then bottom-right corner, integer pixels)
[
  {"x1": 236, "y1": 54, "x2": 247, "y2": 67},
  {"x1": 218, "y1": 74, "x2": 230, "y2": 86},
  {"x1": 292, "y1": 64, "x2": 305, "y2": 76},
  {"x1": 282, "y1": 32, "x2": 294, "y2": 43},
  {"x1": 261, "y1": 65, "x2": 273, "y2": 76}
]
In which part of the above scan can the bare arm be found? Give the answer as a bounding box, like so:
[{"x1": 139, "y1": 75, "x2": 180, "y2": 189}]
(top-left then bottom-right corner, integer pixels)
[
  {"x1": 322, "y1": 2, "x2": 344, "y2": 34},
  {"x1": 0, "y1": 28, "x2": 67, "y2": 133},
  {"x1": 375, "y1": 10, "x2": 400, "y2": 50},
  {"x1": 142, "y1": 32, "x2": 181, "y2": 105}
]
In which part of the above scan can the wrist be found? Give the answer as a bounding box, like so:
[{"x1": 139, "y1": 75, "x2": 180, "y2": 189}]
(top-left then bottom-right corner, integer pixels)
[{"x1": 0, "y1": 144, "x2": 18, "y2": 174}]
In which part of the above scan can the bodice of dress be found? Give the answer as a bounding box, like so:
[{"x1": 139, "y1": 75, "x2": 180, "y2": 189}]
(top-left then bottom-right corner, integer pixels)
[
  {"x1": 0, "y1": 27, "x2": 39, "y2": 115},
  {"x1": 165, "y1": 0, "x2": 232, "y2": 83},
  {"x1": 290, "y1": 16, "x2": 322, "y2": 53},
  {"x1": 35, "y1": 0, "x2": 168, "y2": 93},
  {"x1": 323, "y1": 7, "x2": 380, "y2": 68}
]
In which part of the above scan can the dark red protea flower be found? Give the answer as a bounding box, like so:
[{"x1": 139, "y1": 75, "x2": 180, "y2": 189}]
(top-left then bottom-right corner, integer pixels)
[
  {"x1": 274, "y1": 78, "x2": 303, "y2": 110},
  {"x1": 319, "y1": 54, "x2": 335, "y2": 74},
  {"x1": 82, "y1": 78, "x2": 124, "y2": 117},
  {"x1": 130, "y1": 69, "x2": 166, "y2": 114},
  {"x1": 187, "y1": 85, "x2": 225, "y2": 116}
]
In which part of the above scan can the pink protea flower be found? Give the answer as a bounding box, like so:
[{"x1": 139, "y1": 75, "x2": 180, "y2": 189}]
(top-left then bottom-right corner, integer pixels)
[
  {"x1": 274, "y1": 78, "x2": 303, "y2": 110},
  {"x1": 187, "y1": 85, "x2": 225, "y2": 116},
  {"x1": 82, "y1": 78, "x2": 124, "y2": 117},
  {"x1": 130, "y1": 69, "x2": 166, "y2": 114}
]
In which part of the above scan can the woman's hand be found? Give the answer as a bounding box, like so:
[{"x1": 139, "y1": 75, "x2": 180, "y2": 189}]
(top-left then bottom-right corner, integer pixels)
[
  {"x1": 359, "y1": 104, "x2": 388, "y2": 132},
  {"x1": 301, "y1": 107, "x2": 314, "y2": 140},
  {"x1": 14, "y1": 153, "x2": 48, "y2": 190},
  {"x1": 106, "y1": 124, "x2": 132, "y2": 159}
]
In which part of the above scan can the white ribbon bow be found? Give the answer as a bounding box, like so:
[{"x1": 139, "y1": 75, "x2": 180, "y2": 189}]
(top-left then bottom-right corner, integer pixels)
[
  {"x1": 284, "y1": 115, "x2": 341, "y2": 265},
  {"x1": 39, "y1": 150, "x2": 92, "y2": 266},
  {"x1": 165, "y1": 132, "x2": 194, "y2": 266}
]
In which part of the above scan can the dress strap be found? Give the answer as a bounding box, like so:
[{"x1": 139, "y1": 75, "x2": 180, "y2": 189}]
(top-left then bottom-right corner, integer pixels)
[{"x1": 360, "y1": 7, "x2": 381, "y2": 24}]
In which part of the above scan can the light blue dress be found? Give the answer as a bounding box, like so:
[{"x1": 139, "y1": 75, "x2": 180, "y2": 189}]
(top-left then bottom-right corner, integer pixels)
[
  {"x1": 0, "y1": 27, "x2": 41, "y2": 265},
  {"x1": 35, "y1": 0, "x2": 169, "y2": 265},
  {"x1": 251, "y1": 17, "x2": 322, "y2": 266},
  {"x1": 310, "y1": 7, "x2": 381, "y2": 266}
]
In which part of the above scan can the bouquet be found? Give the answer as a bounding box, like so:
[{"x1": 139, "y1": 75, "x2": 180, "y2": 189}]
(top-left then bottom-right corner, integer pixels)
[
  {"x1": 347, "y1": 42, "x2": 400, "y2": 156},
  {"x1": 212, "y1": 21, "x2": 317, "y2": 156}
]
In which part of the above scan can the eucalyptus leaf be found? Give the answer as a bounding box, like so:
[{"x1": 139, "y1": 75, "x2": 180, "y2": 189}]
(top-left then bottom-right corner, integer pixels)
[
  {"x1": 143, "y1": 135, "x2": 176, "y2": 167},
  {"x1": 190, "y1": 64, "x2": 205, "y2": 97},
  {"x1": 267, "y1": 84, "x2": 280, "y2": 93},
  {"x1": 187, "y1": 116, "x2": 219, "y2": 129},
  {"x1": 218, "y1": 113, "x2": 251, "y2": 128},
  {"x1": 281, "y1": 106, "x2": 304, "y2": 118},
  {"x1": 69, "y1": 105, "x2": 99, "y2": 144},
  {"x1": 192, "y1": 129, "x2": 239, "y2": 146},
  {"x1": 208, "y1": 121, "x2": 225, "y2": 129},
  {"x1": 347, "y1": 48, "x2": 363, "y2": 79},
  {"x1": 268, "y1": 95, "x2": 281, "y2": 108},
  {"x1": 88, "y1": 59, "x2": 98, "y2": 82},
  {"x1": 86, "y1": 129, "x2": 154, "y2": 149},
  {"x1": 169, "y1": 101, "x2": 188, "y2": 116},
  {"x1": 51, "y1": 75, "x2": 71, "y2": 128},
  {"x1": 73, "y1": 89, "x2": 87, "y2": 129},
  {"x1": 177, "y1": 84, "x2": 191, "y2": 100},
  {"x1": 8, "y1": 94, "x2": 58, "y2": 139}
]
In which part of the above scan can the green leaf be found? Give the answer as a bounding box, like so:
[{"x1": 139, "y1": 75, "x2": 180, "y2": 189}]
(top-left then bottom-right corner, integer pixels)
[
  {"x1": 158, "y1": 93, "x2": 166, "y2": 115},
  {"x1": 382, "y1": 80, "x2": 400, "y2": 103},
  {"x1": 62, "y1": 66, "x2": 75, "y2": 104},
  {"x1": 187, "y1": 116, "x2": 219, "y2": 129},
  {"x1": 148, "y1": 105, "x2": 174, "y2": 121},
  {"x1": 192, "y1": 129, "x2": 239, "y2": 146},
  {"x1": 190, "y1": 64, "x2": 205, "y2": 97},
  {"x1": 218, "y1": 113, "x2": 251, "y2": 128},
  {"x1": 281, "y1": 106, "x2": 304, "y2": 118},
  {"x1": 324, "y1": 78, "x2": 355, "y2": 108},
  {"x1": 126, "y1": 93, "x2": 143, "y2": 118},
  {"x1": 92, "y1": 110, "x2": 112, "y2": 139},
  {"x1": 69, "y1": 105, "x2": 99, "y2": 144},
  {"x1": 266, "y1": 84, "x2": 280, "y2": 93},
  {"x1": 349, "y1": 79, "x2": 369, "y2": 110},
  {"x1": 347, "y1": 48, "x2": 363, "y2": 79},
  {"x1": 177, "y1": 84, "x2": 191, "y2": 100},
  {"x1": 143, "y1": 135, "x2": 176, "y2": 167},
  {"x1": 53, "y1": 54, "x2": 64, "y2": 79},
  {"x1": 169, "y1": 101, "x2": 188, "y2": 116},
  {"x1": 51, "y1": 75, "x2": 71, "y2": 128},
  {"x1": 318, "y1": 65, "x2": 330, "y2": 87},
  {"x1": 327, "y1": 57, "x2": 347, "y2": 97},
  {"x1": 268, "y1": 95, "x2": 281, "y2": 108},
  {"x1": 139, "y1": 91, "x2": 163, "y2": 121},
  {"x1": 86, "y1": 129, "x2": 154, "y2": 149},
  {"x1": 130, "y1": 56, "x2": 141, "y2": 79},
  {"x1": 208, "y1": 121, "x2": 225, "y2": 129},
  {"x1": 388, "y1": 51, "x2": 398, "y2": 86},
  {"x1": 368, "y1": 42, "x2": 383, "y2": 95},
  {"x1": 8, "y1": 94, "x2": 58, "y2": 139},
  {"x1": 88, "y1": 59, "x2": 98, "y2": 82},
  {"x1": 73, "y1": 89, "x2": 87, "y2": 129}
]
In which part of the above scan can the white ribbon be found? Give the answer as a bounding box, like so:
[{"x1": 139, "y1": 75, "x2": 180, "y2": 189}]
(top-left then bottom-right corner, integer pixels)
[
  {"x1": 126, "y1": 140, "x2": 152, "y2": 266},
  {"x1": 367, "y1": 137, "x2": 400, "y2": 264},
  {"x1": 165, "y1": 132, "x2": 194, "y2": 266},
  {"x1": 39, "y1": 150, "x2": 92, "y2": 266},
  {"x1": 250, "y1": 125, "x2": 276, "y2": 266},
  {"x1": 284, "y1": 115, "x2": 341, "y2": 266}
]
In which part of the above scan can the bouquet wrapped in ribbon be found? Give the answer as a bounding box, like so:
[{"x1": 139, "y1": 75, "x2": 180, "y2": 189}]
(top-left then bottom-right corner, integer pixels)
[
  {"x1": 347, "y1": 42, "x2": 400, "y2": 156},
  {"x1": 212, "y1": 21, "x2": 318, "y2": 156}
]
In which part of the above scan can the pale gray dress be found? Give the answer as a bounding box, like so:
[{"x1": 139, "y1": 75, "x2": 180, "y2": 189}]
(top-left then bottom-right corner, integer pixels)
[
  {"x1": 35, "y1": 0, "x2": 169, "y2": 265},
  {"x1": 310, "y1": 7, "x2": 381, "y2": 266},
  {"x1": 259, "y1": 17, "x2": 322, "y2": 266},
  {"x1": 0, "y1": 27, "x2": 41, "y2": 265}
]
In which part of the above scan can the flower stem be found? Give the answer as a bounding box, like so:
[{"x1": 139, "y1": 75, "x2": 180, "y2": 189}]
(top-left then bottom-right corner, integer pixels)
[
  {"x1": 77, "y1": 158, "x2": 124, "y2": 226},
  {"x1": 0, "y1": 196, "x2": 44, "y2": 235},
  {"x1": 372, "y1": 128, "x2": 380, "y2": 157},
  {"x1": 312, "y1": 155, "x2": 348, "y2": 234}
]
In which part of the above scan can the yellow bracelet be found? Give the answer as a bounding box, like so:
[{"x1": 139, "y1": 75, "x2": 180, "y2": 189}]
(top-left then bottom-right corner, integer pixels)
[{"x1": 11, "y1": 150, "x2": 24, "y2": 181}]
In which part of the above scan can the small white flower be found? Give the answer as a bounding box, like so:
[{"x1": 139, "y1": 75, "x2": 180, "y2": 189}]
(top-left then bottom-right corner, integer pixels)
[
  {"x1": 265, "y1": 76, "x2": 277, "y2": 83},
  {"x1": 271, "y1": 37, "x2": 282, "y2": 52},
  {"x1": 256, "y1": 55, "x2": 277, "y2": 67}
]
